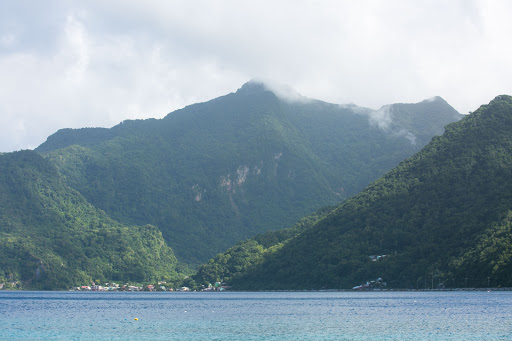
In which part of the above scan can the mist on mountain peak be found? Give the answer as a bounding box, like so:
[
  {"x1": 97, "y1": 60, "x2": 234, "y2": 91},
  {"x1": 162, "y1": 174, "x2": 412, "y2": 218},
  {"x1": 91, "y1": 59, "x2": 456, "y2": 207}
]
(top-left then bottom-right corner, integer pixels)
[{"x1": 238, "y1": 79, "x2": 311, "y2": 104}]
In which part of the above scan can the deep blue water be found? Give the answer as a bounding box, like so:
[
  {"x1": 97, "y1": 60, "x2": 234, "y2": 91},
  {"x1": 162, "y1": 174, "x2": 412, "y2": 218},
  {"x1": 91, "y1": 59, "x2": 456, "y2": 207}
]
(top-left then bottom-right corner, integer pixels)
[{"x1": 1, "y1": 290, "x2": 511, "y2": 340}]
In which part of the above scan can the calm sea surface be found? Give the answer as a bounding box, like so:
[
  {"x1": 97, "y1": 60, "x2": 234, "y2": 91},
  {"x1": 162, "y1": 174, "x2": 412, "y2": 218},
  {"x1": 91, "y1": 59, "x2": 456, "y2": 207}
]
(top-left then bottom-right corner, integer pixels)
[{"x1": 1, "y1": 290, "x2": 511, "y2": 340}]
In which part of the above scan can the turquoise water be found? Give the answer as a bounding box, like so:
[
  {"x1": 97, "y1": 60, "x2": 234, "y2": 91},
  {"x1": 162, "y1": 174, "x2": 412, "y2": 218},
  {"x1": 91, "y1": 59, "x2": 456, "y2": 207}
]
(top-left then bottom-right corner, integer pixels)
[{"x1": 1, "y1": 291, "x2": 511, "y2": 340}]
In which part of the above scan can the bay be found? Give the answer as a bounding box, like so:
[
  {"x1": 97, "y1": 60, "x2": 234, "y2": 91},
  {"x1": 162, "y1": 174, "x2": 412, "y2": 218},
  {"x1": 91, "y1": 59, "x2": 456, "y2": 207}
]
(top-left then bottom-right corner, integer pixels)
[{"x1": 1, "y1": 291, "x2": 511, "y2": 340}]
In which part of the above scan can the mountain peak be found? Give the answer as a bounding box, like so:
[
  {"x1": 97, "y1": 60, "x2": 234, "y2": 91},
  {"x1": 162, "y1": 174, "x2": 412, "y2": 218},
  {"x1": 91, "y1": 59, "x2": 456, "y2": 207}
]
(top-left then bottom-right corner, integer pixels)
[
  {"x1": 421, "y1": 96, "x2": 446, "y2": 104},
  {"x1": 237, "y1": 79, "x2": 311, "y2": 103},
  {"x1": 237, "y1": 80, "x2": 268, "y2": 93}
]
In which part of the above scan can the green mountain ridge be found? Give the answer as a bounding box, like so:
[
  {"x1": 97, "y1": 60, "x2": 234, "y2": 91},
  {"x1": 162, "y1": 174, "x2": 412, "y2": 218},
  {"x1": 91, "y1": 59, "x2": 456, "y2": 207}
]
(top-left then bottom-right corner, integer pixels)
[
  {"x1": 206, "y1": 95, "x2": 512, "y2": 290},
  {"x1": 0, "y1": 151, "x2": 180, "y2": 289},
  {"x1": 34, "y1": 81, "x2": 462, "y2": 265}
]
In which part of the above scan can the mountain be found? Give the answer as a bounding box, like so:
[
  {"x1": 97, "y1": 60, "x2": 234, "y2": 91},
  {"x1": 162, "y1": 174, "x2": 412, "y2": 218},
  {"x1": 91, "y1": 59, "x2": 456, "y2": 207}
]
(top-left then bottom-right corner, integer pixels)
[
  {"x1": 0, "y1": 150, "x2": 180, "y2": 290},
  {"x1": 212, "y1": 95, "x2": 512, "y2": 290},
  {"x1": 35, "y1": 81, "x2": 462, "y2": 265}
]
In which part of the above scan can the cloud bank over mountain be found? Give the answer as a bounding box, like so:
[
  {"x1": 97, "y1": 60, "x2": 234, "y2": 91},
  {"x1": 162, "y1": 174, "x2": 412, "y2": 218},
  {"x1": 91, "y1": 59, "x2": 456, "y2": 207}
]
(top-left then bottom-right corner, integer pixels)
[{"x1": 1, "y1": 0, "x2": 511, "y2": 152}]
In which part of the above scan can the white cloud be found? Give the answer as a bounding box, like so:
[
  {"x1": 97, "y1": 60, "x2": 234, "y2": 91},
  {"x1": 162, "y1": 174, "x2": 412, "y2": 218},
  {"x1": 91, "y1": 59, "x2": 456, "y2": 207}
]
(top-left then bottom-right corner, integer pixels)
[
  {"x1": 368, "y1": 106, "x2": 393, "y2": 131},
  {"x1": 0, "y1": 0, "x2": 511, "y2": 152},
  {"x1": 254, "y1": 78, "x2": 312, "y2": 103},
  {"x1": 0, "y1": 33, "x2": 15, "y2": 48}
]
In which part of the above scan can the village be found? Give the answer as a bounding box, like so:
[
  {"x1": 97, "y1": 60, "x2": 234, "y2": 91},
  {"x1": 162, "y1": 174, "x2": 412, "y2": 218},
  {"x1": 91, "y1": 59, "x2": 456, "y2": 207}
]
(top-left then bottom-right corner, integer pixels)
[{"x1": 72, "y1": 281, "x2": 231, "y2": 292}]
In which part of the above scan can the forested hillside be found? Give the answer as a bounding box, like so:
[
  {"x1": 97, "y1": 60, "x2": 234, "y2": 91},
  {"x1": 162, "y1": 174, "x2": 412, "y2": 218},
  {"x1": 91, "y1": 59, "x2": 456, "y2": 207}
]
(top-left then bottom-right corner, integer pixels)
[
  {"x1": 0, "y1": 151, "x2": 180, "y2": 289},
  {"x1": 35, "y1": 81, "x2": 462, "y2": 264},
  {"x1": 203, "y1": 95, "x2": 512, "y2": 290},
  {"x1": 193, "y1": 206, "x2": 335, "y2": 286}
]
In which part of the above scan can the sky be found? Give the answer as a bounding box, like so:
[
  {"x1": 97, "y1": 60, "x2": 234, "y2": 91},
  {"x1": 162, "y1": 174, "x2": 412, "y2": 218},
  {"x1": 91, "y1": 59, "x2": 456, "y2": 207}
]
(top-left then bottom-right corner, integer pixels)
[{"x1": 1, "y1": 0, "x2": 512, "y2": 152}]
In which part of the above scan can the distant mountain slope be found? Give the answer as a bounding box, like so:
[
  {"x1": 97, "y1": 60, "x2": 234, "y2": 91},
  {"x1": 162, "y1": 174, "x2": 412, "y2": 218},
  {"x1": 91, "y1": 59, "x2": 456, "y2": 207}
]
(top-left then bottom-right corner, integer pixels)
[
  {"x1": 223, "y1": 95, "x2": 512, "y2": 290},
  {"x1": 36, "y1": 81, "x2": 462, "y2": 264},
  {"x1": 192, "y1": 206, "x2": 335, "y2": 286},
  {"x1": 0, "y1": 151, "x2": 180, "y2": 289}
]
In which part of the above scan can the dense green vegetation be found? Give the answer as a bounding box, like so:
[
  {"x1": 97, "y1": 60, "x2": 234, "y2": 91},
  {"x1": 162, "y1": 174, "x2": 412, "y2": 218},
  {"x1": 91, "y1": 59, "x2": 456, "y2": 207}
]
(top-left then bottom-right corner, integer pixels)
[
  {"x1": 0, "y1": 151, "x2": 180, "y2": 290},
  {"x1": 0, "y1": 81, "x2": 465, "y2": 289},
  {"x1": 36, "y1": 81, "x2": 461, "y2": 265},
  {"x1": 193, "y1": 206, "x2": 335, "y2": 285},
  {"x1": 212, "y1": 95, "x2": 512, "y2": 290}
]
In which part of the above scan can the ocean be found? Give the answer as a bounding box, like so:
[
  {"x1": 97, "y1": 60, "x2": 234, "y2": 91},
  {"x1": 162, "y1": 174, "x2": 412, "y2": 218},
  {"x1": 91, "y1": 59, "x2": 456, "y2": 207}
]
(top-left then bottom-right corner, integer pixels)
[{"x1": 1, "y1": 290, "x2": 511, "y2": 340}]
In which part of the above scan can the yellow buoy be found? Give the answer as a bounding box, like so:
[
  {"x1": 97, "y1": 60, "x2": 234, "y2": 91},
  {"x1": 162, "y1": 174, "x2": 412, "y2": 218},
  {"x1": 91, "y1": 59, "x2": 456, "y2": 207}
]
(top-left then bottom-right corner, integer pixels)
[{"x1": 134, "y1": 318, "x2": 138, "y2": 321}]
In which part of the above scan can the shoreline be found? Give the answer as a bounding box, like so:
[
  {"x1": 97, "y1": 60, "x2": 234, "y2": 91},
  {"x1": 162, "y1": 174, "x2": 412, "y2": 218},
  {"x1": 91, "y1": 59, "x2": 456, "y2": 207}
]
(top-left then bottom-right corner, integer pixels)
[{"x1": 2, "y1": 287, "x2": 512, "y2": 293}]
